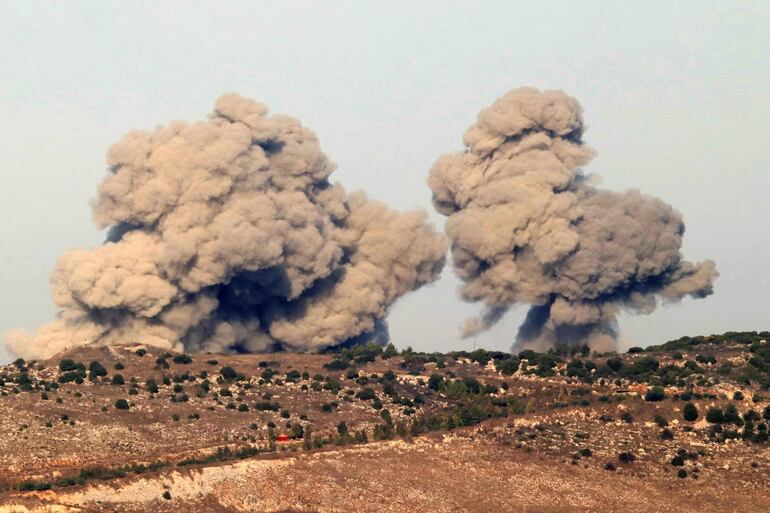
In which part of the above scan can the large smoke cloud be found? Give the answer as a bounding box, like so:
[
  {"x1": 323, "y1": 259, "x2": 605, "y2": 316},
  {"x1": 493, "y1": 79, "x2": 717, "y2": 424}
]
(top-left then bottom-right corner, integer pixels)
[
  {"x1": 429, "y1": 87, "x2": 717, "y2": 352},
  {"x1": 7, "y1": 93, "x2": 447, "y2": 360}
]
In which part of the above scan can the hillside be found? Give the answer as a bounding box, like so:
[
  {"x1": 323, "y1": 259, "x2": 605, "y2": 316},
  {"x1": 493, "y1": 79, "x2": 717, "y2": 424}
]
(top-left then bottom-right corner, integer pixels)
[{"x1": 1, "y1": 331, "x2": 770, "y2": 512}]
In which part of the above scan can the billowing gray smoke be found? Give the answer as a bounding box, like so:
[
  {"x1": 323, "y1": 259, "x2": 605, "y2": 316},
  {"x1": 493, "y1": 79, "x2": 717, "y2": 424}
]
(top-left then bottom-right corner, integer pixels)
[
  {"x1": 429, "y1": 87, "x2": 717, "y2": 352},
  {"x1": 7, "y1": 93, "x2": 447, "y2": 360}
]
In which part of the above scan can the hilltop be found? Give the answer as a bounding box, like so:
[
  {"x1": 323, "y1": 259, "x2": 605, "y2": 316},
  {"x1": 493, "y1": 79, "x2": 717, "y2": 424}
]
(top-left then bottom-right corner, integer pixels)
[{"x1": 1, "y1": 331, "x2": 770, "y2": 512}]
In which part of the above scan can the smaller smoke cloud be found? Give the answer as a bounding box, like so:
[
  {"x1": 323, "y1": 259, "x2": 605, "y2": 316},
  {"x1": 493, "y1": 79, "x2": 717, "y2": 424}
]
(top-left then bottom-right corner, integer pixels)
[
  {"x1": 429, "y1": 87, "x2": 718, "y2": 352},
  {"x1": 7, "y1": 93, "x2": 447, "y2": 360}
]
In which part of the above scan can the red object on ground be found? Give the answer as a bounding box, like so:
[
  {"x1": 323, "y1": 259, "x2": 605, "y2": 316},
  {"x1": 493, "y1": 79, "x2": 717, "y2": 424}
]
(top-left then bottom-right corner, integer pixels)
[{"x1": 276, "y1": 434, "x2": 290, "y2": 442}]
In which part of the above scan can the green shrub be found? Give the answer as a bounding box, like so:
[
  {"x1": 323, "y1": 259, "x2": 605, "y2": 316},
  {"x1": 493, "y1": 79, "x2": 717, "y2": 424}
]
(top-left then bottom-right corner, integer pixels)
[
  {"x1": 355, "y1": 387, "x2": 376, "y2": 401},
  {"x1": 645, "y1": 386, "x2": 665, "y2": 402},
  {"x1": 683, "y1": 402, "x2": 698, "y2": 422},
  {"x1": 146, "y1": 379, "x2": 159, "y2": 393},
  {"x1": 59, "y1": 359, "x2": 78, "y2": 372},
  {"x1": 324, "y1": 359, "x2": 349, "y2": 371},
  {"x1": 706, "y1": 407, "x2": 724, "y2": 424},
  {"x1": 220, "y1": 367, "x2": 237, "y2": 381}
]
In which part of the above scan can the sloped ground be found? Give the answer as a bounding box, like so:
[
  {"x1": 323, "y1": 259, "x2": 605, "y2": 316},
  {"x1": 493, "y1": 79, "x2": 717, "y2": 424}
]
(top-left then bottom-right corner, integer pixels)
[
  {"x1": 2, "y1": 334, "x2": 770, "y2": 512},
  {"x1": 3, "y1": 432, "x2": 769, "y2": 513}
]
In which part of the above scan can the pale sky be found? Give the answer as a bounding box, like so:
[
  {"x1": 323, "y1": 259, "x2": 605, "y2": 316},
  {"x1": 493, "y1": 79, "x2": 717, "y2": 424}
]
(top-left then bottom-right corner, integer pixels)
[{"x1": 1, "y1": 1, "x2": 768, "y2": 363}]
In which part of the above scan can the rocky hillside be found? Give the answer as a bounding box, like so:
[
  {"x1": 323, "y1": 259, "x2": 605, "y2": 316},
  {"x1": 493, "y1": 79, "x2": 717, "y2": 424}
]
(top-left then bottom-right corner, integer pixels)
[{"x1": 1, "y1": 331, "x2": 769, "y2": 512}]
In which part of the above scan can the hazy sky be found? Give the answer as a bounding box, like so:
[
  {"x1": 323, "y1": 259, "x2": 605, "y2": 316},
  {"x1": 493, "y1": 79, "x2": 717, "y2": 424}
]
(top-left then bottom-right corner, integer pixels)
[{"x1": 1, "y1": 1, "x2": 768, "y2": 363}]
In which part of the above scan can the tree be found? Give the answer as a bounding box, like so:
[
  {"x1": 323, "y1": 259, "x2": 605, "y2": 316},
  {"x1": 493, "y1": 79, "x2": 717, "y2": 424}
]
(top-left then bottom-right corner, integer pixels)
[
  {"x1": 683, "y1": 402, "x2": 699, "y2": 422},
  {"x1": 382, "y1": 343, "x2": 398, "y2": 359},
  {"x1": 112, "y1": 374, "x2": 125, "y2": 386},
  {"x1": 337, "y1": 421, "x2": 348, "y2": 435},
  {"x1": 114, "y1": 399, "x2": 130, "y2": 410}
]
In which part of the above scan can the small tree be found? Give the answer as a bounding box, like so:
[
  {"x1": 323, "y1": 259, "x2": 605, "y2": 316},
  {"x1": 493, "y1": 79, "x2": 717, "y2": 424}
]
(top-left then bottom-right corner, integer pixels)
[
  {"x1": 114, "y1": 399, "x2": 130, "y2": 410},
  {"x1": 112, "y1": 374, "x2": 125, "y2": 386},
  {"x1": 683, "y1": 402, "x2": 698, "y2": 422},
  {"x1": 382, "y1": 343, "x2": 398, "y2": 359}
]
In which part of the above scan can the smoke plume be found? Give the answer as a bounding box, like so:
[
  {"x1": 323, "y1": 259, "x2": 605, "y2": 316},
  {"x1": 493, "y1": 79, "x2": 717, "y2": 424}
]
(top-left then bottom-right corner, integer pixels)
[
  {"x1": 7, "y1": 93, "x2": 447, "y2": 360},
  {"x1": 429, "y1": 87, "x2": 717, "y2": 352}
]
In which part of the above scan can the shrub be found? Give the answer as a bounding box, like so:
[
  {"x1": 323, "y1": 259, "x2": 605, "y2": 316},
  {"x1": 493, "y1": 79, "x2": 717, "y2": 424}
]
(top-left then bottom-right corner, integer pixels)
[
  {"x1": 355, "y1": 387, "x2": 376, "y2": 401},
  {"x1": 677, "y1": 469, "x2": 687, "y2": 479},
  {"x1": 220, "y1": 367, "x2": 237, "y2": 381},
  {"x1": 146, "y1": 379, "x2": 159, "y2": 394},
  {"x1": 172, "y1": 354, "x2": 193, "y2": 365},
  {"x1": 337, "y1": 421, "x2": 348, "y2": 435},
  {"x1": 660, "y1": 428, "x2": 674, "y2": 440},
  {"x1": 111, "y1": 374, "x2": 125, "y2": 385},
  {"x1": 280, "y1": 409, "x2": 291, "y2": 419},
  {"x1": 162, "y1": 490, "x2": 172, "y2": 500},
  {"x1": 603, "y1": 462, "x2": 616, "y2": 471},
  {"x1": 254, "y1": 401, "x2": 280, "y2": 411},
  {"x1": 114, "y1": 399, "x2": 130, "y2": 410},
  {"x1": 683, "y1": 402, "x2": 698, "y2": 422},
  {"x1": 237, "y1": 403, "x2": 249, "y2": 412},
  {"x1": 88, "y1": 361, "x2": 108, "y2": 380},
  {"x1": 114, "y1": 362, "x2": 125, "y2": 370},
  {"x1": 324, "y1": 359, "x2": 349, "y2": 371},
  {"x1": 724, "y1": 403, "x2": 742, "y2": 425},
  {"x1": 654, "y1": 414, "x2": 669, "y2": 427},
  {"x1": 496, "y1": 357, "x2": 520, "y2": 375},
  {"x1": 706, "y1": 407, "x2": 724, "y2": 424},
  {"x1": 618, "y1": 452, "x2": 636, "y2": 463},
  {"x1": 671, "y1": 455, "x2": 685, "y2": 466},
  {"x1": 620, "y1": 412, "x2": 634, "y2": 423},
  {"x1": 733, "y1": 391, "x2": 745, "y2": 401},
  {"x1": 59, "y1": 359, "x2": 78, "y2": 372},
  {"x1": 645, "y1": 386, "x2": 665, "y2": 402}
]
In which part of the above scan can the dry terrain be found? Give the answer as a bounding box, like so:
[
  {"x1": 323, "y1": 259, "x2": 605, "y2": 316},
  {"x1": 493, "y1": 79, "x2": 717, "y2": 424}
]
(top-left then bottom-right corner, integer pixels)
[{"x1": 1, "y1": 331, "x2": 769, "y2": 512}]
